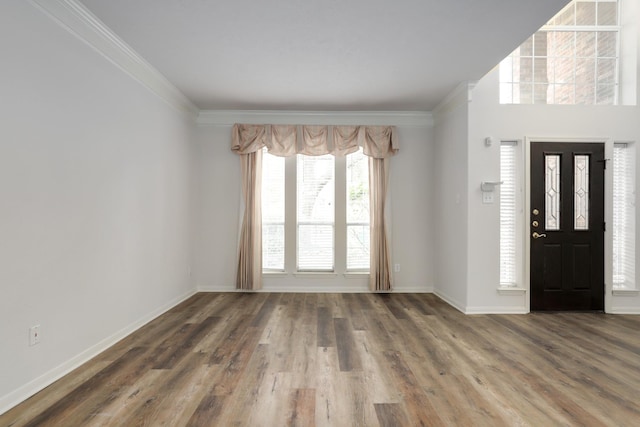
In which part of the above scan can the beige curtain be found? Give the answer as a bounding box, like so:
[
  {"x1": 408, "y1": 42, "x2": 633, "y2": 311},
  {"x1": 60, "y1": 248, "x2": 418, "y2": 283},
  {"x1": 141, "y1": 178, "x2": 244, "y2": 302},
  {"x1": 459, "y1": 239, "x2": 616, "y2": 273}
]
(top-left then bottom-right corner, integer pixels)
[
  {"x1": 362, "y1": 127, "x2": 398, "y2": 291},
  {"x1": 231, "y1": 123, "x2": 398, "y2": 292},
  {"x1": 232, "y1": 124, "x2": 266, "y2": 290}
]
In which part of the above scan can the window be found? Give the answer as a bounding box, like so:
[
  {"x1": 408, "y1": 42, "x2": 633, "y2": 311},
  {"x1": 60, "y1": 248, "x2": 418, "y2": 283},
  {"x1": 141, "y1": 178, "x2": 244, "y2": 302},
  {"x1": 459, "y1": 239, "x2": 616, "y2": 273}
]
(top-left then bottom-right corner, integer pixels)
[
  {"x1": 500, "y1": 0, "x2": 620, "y2": 105},
  {"x1": 262, "y1": 148, "x2": 370, "y2": 273},
  {"x1": 500, "y1": 141, "x2": 518, "y2": 286},
  {"x1": 613, "y1": 142, "x2": 636, "y2": 289},
  {"x1": 262, "y1": 149, "x2": 285, "y2": 270},
  {"x1": 297, "y1": 154, "x2": 335, "y2": 271},
  {"x1": 346, "y1": 149, "x2": 370, "y2": 270}
]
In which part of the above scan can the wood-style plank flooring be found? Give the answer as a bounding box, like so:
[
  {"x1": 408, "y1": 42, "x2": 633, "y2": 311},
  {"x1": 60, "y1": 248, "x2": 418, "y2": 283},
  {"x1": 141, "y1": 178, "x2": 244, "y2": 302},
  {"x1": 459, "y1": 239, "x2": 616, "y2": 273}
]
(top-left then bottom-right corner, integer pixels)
[{"x1": 2, "y1": 293, "x2": 640, "y2": 426}]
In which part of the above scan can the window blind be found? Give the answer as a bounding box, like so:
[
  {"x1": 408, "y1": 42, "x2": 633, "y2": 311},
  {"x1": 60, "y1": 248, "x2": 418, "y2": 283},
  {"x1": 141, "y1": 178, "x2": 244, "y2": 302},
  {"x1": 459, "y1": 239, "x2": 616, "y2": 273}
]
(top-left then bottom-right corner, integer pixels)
[
  {"x1": 346, "y1": 148, "x2": 370, "y2": 270},
  {"x1": 500, "y1": 142, "x2": 518, "y2": 286},
  {"x1": 262, "y1": 150, "x2": 285, "y2": 270},
  {"x1": 612, "y1": 143, "x2": 635, "y2": 288},
  {"x1": 297, "y1": 154, "x2": 335, "y2": 271}
]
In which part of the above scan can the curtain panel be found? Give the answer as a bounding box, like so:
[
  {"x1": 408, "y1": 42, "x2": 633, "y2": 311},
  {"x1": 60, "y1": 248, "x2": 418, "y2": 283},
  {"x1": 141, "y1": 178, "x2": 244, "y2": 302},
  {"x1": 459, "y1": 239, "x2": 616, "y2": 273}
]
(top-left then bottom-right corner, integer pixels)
[{"x1": 231, "y1": 123, "x2": 398, "y2": 291}]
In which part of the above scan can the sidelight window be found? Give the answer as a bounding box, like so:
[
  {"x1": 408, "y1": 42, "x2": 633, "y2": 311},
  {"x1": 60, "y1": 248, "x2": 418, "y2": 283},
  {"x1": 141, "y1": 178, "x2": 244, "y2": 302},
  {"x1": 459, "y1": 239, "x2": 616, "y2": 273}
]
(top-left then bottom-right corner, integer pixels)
[
  {"x1": 612, "y1": 142, "x2": 636, "y2": 289},
  {"x1": 500, "y1": 141, "x2": 519, "y2": 286}
]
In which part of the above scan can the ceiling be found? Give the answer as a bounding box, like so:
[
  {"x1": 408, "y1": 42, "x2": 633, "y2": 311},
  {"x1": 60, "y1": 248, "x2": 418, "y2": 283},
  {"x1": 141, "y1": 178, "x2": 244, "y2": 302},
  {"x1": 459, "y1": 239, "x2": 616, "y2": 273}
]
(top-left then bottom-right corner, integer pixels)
[{"x1": 79, "y1": 0, "x2": 570, "y2": 112}]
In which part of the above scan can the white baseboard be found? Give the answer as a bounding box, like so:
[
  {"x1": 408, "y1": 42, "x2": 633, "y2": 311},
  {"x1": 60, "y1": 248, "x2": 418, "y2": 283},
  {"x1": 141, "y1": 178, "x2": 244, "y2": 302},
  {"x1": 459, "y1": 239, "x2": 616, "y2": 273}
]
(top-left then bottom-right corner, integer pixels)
[
  {"x1": 464, "y1": 306, "x2": 528, "y2": 314},
  {"x1": 0, "y1": 289, "x2": 196, "y2": 416},
  {"x1": 433, "y1": 289, "x2": 467, "y2": 313},
  {"x1": 197, "y1": 284, "x2": 434, "y2": 293},
  {"x1": 609, "y1": 307, "x2": 640, "y2": 314},
  {"x1": 393, "y1": 285, "x2": 434, "y2": 293}
]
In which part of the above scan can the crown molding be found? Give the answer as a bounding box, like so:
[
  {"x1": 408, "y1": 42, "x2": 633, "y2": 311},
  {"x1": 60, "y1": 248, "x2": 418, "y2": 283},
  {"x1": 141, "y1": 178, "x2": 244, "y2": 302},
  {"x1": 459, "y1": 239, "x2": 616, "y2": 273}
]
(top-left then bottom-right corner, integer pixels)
[
  {"x1": 29, "y1": 0, "x2": 199, "y2": 117},
  {"x1": 432, "y1": 81, "x2": 477, "y2": 123},
  {"x1": 196, "y1": 110, "x2": 434, "y2": 127}
]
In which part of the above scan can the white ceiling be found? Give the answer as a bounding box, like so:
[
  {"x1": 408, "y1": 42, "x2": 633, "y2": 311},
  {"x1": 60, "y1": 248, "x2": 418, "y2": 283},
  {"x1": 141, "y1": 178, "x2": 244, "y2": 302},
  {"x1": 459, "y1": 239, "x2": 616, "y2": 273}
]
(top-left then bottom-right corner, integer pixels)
[{"x1": 79, "y1": 0, "x2": 570, "y2": 111}]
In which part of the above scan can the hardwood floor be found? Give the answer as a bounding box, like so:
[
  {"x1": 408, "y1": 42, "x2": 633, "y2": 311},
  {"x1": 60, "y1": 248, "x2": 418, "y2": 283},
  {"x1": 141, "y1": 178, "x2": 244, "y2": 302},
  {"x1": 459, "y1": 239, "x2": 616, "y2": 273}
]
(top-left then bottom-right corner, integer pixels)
[{"x1": 2, "y1": 293, "x2": 640, "y2": 426}]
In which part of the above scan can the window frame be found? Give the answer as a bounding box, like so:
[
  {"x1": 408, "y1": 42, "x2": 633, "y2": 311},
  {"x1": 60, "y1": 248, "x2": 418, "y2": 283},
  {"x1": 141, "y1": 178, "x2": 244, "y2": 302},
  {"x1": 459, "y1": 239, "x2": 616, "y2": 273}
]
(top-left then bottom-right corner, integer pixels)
[{"x1": 261, "y1": 149, "x2": 371, "y2": 275}]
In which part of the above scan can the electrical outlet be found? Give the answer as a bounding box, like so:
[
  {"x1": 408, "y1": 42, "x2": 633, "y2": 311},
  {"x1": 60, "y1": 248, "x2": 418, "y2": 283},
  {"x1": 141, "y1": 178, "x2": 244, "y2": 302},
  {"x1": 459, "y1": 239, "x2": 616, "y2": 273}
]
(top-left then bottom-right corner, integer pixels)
[
  {"x1": 482, "y1": 192, "x2": 494, "y2": 204},
  {"x1": 394, "y1": 263, "x2": 400, "y2": 273},
  {"x1": 29, "y1": 325, "x2": 41, "y2": 346}
]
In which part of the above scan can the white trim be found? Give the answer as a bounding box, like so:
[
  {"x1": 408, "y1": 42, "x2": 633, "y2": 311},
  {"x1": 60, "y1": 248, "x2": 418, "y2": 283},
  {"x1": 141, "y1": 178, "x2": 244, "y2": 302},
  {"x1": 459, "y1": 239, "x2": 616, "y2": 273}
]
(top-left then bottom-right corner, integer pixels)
[
  {"x1": 433, "y1": 289, "x2": 467, "y2": 314},
  {"x1": 496, "y1": 287, "x2": 527, "y2": 296},
  {"x1": 609, "y1": 307, "x2": 640, "y2": 314},
  {"x1": 432, "y1": 81, "x2": 477, "y2": 123},
  {"x1": 0, "y1": 289, "x2": 196, "y2": 416},
  {"x1": 393, "y1": 285, "x2": 434, "y2": 293},
  {"x1": 196, "y1": 284, "x2": 432, "y2": 293},
  {"x1": 28, "y1": 0, "x2": 198, "y2": 117},
  {"x1": 465, "y1": 306, "x2": 528, "y2": 315},
  {"x1": 612, "y1": 288, "x2": 640, "y2": 296},
  {"x1": 343, "y1": 272, "x2": 370, "y2": 279},
  {"x1": 293, "y1": 273, "x2": 339, "y2": 278},
  {"x1": 196, "y1": 110, "x2": 433, "y2": 127}
]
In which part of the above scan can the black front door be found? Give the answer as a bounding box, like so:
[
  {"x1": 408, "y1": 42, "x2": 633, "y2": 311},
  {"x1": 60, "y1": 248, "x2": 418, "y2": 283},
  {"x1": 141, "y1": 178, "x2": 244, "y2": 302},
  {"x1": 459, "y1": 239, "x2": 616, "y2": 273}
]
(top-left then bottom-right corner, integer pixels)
[{"x1": 530, "y1": 142, "x2": 605, "y2": 311}]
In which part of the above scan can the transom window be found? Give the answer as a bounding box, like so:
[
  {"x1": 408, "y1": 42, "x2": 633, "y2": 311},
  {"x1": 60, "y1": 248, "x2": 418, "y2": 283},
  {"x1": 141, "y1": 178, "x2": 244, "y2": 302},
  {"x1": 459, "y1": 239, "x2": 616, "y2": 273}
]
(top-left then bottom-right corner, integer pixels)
[{"x1": 500, "y1": 0, "x2": 620, "y2": 105}]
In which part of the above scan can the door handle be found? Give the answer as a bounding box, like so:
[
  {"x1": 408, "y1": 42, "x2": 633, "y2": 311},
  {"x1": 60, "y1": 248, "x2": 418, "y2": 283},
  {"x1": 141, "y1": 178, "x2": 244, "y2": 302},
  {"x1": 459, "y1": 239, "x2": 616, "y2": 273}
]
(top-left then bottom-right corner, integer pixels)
[{"x1": 532, "y1": 232, "x2": 547, "y2": 239}]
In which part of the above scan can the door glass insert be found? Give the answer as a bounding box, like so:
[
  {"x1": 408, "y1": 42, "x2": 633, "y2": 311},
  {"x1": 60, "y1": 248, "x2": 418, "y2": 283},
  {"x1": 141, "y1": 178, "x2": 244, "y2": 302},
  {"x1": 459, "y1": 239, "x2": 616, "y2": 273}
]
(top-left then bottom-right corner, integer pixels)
[
  {"x1": 574, "y1": 154, "x2": 590, "y2": 230},
  {"x1": 545, "y1": 154, "x2": 561, "y2": 230}
]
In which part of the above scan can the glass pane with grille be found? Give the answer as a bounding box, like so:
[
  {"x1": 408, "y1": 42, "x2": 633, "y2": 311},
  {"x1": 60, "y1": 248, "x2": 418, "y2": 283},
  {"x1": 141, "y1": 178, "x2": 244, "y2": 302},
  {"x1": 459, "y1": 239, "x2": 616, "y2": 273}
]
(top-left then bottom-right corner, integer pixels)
[
  {"x1": 500, "y1": 0, "x2": 620, "y2": 105},
  {"x1": 346, "y1": 148, "x2": 370, "y2": 270},
  {"x1": 262, "y1": 150, "x2": 285, "y2": 270},
  {"x1": 545, "y1": 155, "x2": 561, "y2": 230},
  {"x1": 574, "y1": 155, "x2": 590, "y2": 230},
  {"x1": 500, "y1": 142, "x2": 518, "y2": 286},
  {"x1": 297, "y1": 154, "x2": 335, "y2": 271}
]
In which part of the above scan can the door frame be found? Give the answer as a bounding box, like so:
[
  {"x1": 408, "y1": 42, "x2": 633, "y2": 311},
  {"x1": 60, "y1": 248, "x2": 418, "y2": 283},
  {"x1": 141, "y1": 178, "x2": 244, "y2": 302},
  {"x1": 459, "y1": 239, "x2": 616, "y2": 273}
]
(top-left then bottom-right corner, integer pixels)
[{"x1": 523, "y1": 137, "x2": 613, "y2": 313}]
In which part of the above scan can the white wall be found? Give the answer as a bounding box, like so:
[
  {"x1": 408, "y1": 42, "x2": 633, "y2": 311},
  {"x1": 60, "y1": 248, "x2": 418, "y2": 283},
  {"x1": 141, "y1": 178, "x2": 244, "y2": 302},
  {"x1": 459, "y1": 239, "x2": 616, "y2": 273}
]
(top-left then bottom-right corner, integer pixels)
[
  {"x1": 466, "y1": 65, "x2": 640, "y2": 313},
  {"x1": 432, "y1": 89, "x2": 470, "y2": 310},
  {"x1": 194, "y1": 119, "x2": 435, "y2": 293},
  {"x1": 0, "y1": 0, "x2": 197, "y2": 412}
]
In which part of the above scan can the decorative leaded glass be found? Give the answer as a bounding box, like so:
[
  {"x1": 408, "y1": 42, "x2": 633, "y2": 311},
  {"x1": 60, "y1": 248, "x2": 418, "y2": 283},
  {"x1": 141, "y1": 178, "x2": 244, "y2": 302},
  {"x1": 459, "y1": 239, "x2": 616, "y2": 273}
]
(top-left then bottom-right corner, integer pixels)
[
  {"x1": 574, "y1": 155, "x2": 590, "y2": 230},
  {"x1": 545, "y1": 155, "x2": 561, "y2": 230}
]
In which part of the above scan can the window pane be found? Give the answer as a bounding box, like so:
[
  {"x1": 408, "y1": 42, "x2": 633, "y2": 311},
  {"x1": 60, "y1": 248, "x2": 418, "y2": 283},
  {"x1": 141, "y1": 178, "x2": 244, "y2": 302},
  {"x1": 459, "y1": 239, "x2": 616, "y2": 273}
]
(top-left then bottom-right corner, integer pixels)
[
  {"x1": 597, "y1": 32, "x2": 617, "y2": 58},
  {"x1": 576, "y1": 32, "x2": 596, "y2": 58},
  {"x1": 347, "y1": 225, "x2": 370, "y2": 270},
  {"x1": 346, "y1": 149, "x2": 369, "y2": 223},
  {"x1": 346, "y1": 148, "x2": 370, "y2": 270},
  {"x1": 545, "y1": 155, "x2": 561, "y2": 231},
  {"x1": 597, "y1": 1, "x2": 617, "y2": 25},
  {"x1": 500, "y1": 142, "x2": 518, "y2": 286},
  {"x1": 574, "y1": 155, "x2": 590, "y2": 230},
  {"x1": 262, "y1": 150, "x2": 285, "y2": 270},
  {"x1": 597, "y1": 58, "x2": 616, "y2": 84},
  {"x1": 555, "y1": 3, "x2": 576, "y2": 25},
  {"x1": 576, "y1": 1, "x2": 596, "y2": 25},
  {"x1": 297, "y1": 154, "x2": 335, "y2": 271},
  {"x1": 298, "y1": 224, "x2": 334, "y2": 270},
  {"x1": 613, "y1": 143, "x2": 636, "y2": 288},
  {"x1": 596, "y1": 84, "x2": 615, "y2": 104}
]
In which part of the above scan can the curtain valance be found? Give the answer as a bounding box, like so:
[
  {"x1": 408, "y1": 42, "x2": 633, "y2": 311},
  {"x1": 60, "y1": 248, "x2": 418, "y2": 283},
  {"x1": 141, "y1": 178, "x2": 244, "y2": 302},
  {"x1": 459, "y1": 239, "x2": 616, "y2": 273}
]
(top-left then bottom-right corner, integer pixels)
[{"x1": 231, "y1": 124, "x2": 399, "y2": 159}]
